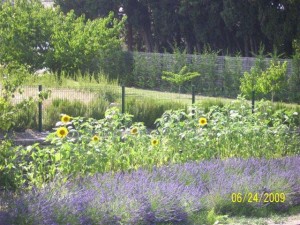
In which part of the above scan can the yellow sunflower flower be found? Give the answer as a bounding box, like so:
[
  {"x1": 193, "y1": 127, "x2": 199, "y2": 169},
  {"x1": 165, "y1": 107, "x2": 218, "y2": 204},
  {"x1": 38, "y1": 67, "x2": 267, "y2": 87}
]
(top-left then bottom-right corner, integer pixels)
[
  {"x1": 130, "y1": 127, "x2": 138, "y2": 135},
  {"x1": 199, "y1": 117, "x2": 207, "y2": 126},
  {"x1": 61, "y1": 114, "x2": 71, "y2": 123},
  {"x1": 56, "y1": 127, "x2": 68, "y2": 138},
  {"x1": 92, "y1": 135, "x2": 100, "y2": 142},
  {"x1": 151, "y1": 139, "x2": 159, "y2": 146}
]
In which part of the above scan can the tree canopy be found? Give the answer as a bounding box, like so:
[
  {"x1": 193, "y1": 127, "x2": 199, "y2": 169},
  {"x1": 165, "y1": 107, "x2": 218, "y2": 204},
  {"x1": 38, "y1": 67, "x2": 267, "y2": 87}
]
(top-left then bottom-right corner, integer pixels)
[
  {"x1": 54, "y1": 0, "x2": 300, "y2": 56},
  {"x1": 0, "y1": 0, "x2": 126, "y2": 77}
]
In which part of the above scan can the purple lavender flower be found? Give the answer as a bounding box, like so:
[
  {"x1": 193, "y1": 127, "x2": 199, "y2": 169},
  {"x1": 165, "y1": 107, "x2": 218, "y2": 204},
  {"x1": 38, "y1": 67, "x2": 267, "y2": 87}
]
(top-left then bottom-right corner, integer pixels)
[{"x1": 5, "y1": 156, "x2": 300, "y2": 224}]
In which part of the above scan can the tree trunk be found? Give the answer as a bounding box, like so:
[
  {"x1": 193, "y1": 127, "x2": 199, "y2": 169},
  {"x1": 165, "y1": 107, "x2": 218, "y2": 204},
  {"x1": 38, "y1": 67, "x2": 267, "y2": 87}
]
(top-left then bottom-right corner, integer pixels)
[
  {"x1": 126, "y1": 23, "x2": 133, "y2": 51},
  {"x1": 244, "y1": 36, "x2": 249, "y2": 57},
  {"x1": 140, "y1": 28, "x2": 153, "y2": 52}
]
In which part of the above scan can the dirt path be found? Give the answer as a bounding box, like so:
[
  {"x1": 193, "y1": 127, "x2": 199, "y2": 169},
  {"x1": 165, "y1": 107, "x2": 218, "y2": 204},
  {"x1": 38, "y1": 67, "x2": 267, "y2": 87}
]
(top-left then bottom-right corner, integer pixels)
[{"x1": 267, "y1": 214, "x2": 300, "y2": 225}]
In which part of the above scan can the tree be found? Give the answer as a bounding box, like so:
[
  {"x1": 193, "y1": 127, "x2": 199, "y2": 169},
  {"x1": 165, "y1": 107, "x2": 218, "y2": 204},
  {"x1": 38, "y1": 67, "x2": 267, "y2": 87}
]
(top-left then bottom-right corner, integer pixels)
[
  {"x1": 240, "y1": 45, "x2": 267, "y2": 98},
  {"x1": 221, "y1": 0, "x2": 263, "y2": 56},
  {"x1": 256, "y1": 0, "x2": 300, "y2": 55},
  {"x1": 240, "y1": 65, "x2": 262, "y2": 99},
  {"x1": 0, "y1": 62, "x2": 30, "y2": 132},
  {"x1": 53, "y1": 0, "x2": 300, "y2": 56},
  {"x1": 258, "y1": 61, "x2": 287, "y2": 102},
  {"x1": 54, "y1": 0, "x2": 119, "y2": 19},
  {"x1": 162, "y1": 65, "x2": 200, "y2": 94},
  {"x1": 46, "y1": 11, "x2": 126, "y2": 77},
  {"x1": 0, "y1": 0, "x2": 55, "y2": 71},
  {"x1": 0, "y1": 0, "x2": 126, "y2": 78}
]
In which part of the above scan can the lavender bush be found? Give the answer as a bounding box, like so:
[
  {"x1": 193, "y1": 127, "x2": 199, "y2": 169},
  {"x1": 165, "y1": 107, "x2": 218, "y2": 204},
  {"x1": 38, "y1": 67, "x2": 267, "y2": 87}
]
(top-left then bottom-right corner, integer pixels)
[{"x1": 6, "y1": 157, "x2": 300, "y2": 225}]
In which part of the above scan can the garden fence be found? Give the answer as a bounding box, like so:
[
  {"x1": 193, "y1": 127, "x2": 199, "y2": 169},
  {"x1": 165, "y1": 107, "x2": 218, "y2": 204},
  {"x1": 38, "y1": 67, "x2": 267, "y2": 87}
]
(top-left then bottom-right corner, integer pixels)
[
  {"x1": 0, "y1": 83, "x2": 297, "y2": 132},
  {"x1": 1, "y1": 84, "x2": 200, "y2": 132},
  {"x1": 128, "y1": 52, "x2": 299, "y2": 102}
]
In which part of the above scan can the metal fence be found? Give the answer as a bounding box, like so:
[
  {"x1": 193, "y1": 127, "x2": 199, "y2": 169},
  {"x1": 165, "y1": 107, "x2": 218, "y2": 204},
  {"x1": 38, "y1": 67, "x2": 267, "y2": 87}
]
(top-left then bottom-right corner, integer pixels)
[
  {"x1": 1, "y1": 84, "x2": 198, "y2": 131},
  {"x1": 132, "y1": 52, "x2": 294, "y2": 77},
  {"x1": 2, "y1": 82, "x2": 297, "y2": 132},
  {"x1": 129, "y1": 52, "x2": 299, "y2": 102}
]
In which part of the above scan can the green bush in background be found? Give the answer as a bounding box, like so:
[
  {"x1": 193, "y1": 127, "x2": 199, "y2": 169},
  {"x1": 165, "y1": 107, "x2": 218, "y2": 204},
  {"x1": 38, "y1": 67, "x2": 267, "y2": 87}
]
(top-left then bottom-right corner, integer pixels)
[
  {"x1": 43, "y1": 98, "x2": 110, "y2": 130},
  {"x1": 126, "y1": 98, "x2": 187, "y2": 128}
]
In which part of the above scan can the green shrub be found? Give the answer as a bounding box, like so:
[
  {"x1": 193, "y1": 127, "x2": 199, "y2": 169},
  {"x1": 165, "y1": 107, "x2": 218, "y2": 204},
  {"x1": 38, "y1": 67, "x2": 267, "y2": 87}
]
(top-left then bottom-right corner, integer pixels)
[
  {"x1": 223, "y1": 54, "x2": 242, "y2": 98},
  {"x1": 13, "y1": 100, "x2": 37, "y2": 131},
  {"x1": 195, "y1": 99, "x2": 225, "y2": 113},
  {"x1": 0, "y1": 62, "x2": 35, "y2": 132},
  {"x1": 44, "y1": 98, "x2": 111, "y2": 130},
  {"x1": 126, "y1": 98, "x2": 187, "y2": 128},
  {"x1": 88, "y1": 98, "x2": 111, "y2": 119},
  {"x1": 0, "y1": 139, "x2": 18, "y2": 190},
  {"x1": 44, "y1": 99, "x2": 90, "y2": 130},
  {"x1": 0, "y1": 97, "x2": 14, "y2": 132}
]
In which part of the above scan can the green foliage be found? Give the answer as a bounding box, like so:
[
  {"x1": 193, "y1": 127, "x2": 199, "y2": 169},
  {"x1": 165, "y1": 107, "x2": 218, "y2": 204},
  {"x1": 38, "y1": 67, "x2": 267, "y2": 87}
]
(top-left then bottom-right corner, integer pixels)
[
  {"x1": 0, "y1": 63, "x2": 34, "y2": 132},
  {"x1": 1, "y1": 98, "x2": 299, "y2": 190},
  {"x1": 240, "y1": 46, "x2": 269, "y2": 98},
  {"x1": 223, "y1": 54, "x2": 242, "y2": 98},
  {"x1": 131, "y1": 52, "x2": 162, "y2": 89},
  {"x1": 0, "y1": 139, "x2": 19, "y2": 190},
  {"x1": 162, "y1": 66, "x2": 200, "y2": 88},
  {"x1": 0, "y1": 63, "x2": 29, "y2": 101},
  {"x1": 240, "y1": 66, "x2": 262, "y2": 98},
  {"x1": 47, "y1": 11, "x2": 126, "y2": 78},
  {"x1": 13, "y1": 100, "x2": 37, "y2": 131},
  {"x1": 44, "y1": 98, "x2": 110, "y2": 130},
  {"x1": 0, "y1": 97, "x2": 14, "y2": 131},
  {"x1": 188, "y1": 47, "x2": 221, "y2": 95},
  {"x1": 258, "y1": 61, "x2": 287, "y2": 101},
  {"x1": 126, "y1": 98, "x2": 187, "y2": 128},
  {"x1": 54, "y1": 0, "x2": 300, "y2": 56},
  {"x1": 0, "y1": 0, "x2": 53, "y2": 71},
  {"x1": 240, "y1": 60, "x2": 288, "y2": 102},
  {"x1": 0, "y1": 0, "x2": 126, "y2": 78},
  {"x1": 288, "y1": 40, "x2": 300, "y2": 102}
]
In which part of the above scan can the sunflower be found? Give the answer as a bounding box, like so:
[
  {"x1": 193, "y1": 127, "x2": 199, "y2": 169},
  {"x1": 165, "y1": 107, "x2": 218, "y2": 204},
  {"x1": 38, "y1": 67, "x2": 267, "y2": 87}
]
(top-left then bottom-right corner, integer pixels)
[
  {"x1": 92, "y1": 135, "x2": 100, "y2": 142},
  {"x1": 151, "y1": 139, "x2": 159, "y2": 146},
  {"x1": 130, "y1": 127, "x2": 138, "y2": 135},
  {"x1": 61, "y1": 114, "x2": 71, "y2": 123},
  {"x1": 199, "y1": 117, "x2": 207, "y2": 126},
  {"x1": 56, "y1": 127, "x2": 68, "y2": 138}
]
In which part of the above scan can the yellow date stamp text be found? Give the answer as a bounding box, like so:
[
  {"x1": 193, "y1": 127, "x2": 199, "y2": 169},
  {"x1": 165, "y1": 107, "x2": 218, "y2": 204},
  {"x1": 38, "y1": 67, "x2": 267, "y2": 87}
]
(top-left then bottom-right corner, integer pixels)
[{"x1": 231, "y1": 192, "x2": 286, "y2": 203}]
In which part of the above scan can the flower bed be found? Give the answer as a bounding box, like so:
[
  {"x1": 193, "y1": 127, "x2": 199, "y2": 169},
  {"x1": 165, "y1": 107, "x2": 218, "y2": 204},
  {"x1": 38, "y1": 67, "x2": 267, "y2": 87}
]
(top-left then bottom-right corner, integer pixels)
[{"x1": 5, "y1": 157, "x2": 300, "y2": 224}]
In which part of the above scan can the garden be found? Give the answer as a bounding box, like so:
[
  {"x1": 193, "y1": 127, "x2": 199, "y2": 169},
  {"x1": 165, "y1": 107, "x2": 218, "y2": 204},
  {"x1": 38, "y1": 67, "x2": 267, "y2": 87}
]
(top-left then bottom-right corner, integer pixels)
[{"x1": 0, "y1": 1, "x2": 300, "y2": 225}]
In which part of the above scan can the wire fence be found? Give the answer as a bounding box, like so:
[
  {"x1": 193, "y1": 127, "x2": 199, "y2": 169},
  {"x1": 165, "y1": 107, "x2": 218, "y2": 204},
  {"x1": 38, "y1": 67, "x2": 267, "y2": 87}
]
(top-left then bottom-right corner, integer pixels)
[
  {"x1": 1, "y1": 82, "x2": 298, "y2": 132},
  {"x1": 1, "y1": 84, "x2": 200, "y2": 131},
  {"x1": 129, "y1": 52, "x2": 300, "y2": 102}
]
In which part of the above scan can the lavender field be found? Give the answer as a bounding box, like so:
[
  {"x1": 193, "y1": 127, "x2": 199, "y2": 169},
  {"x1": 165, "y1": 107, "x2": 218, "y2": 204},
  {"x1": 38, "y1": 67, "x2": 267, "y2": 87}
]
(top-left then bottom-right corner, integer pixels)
[{"x1": 3, "y1": 157, "x2": 300, "y2": 225}]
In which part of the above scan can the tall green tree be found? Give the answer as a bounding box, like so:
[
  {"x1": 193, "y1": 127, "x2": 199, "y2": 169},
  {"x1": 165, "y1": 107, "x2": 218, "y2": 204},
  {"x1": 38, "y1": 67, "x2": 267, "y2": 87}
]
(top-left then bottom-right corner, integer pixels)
[
  {"x1": 256, "y1": 0, "x2": 300, "y2": 55},
  {"x1": 54, "y1": 0, "x2": 119, "y2": 19},
  {"x1": 0, "y1": 0, "x2": 126, "y2": 78},
  {"x1": 221, "y1": 0, "x2": 263, "y2": 56},
  {"x1": 46, "y1": 11, "x2": 126, "y2": 76},
  {"x1": 0, "y1": 0, "x2": 55, "y2": 71},
  {"x1": 53, "y1": 0, "x2": 300, "y2": 56}
]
